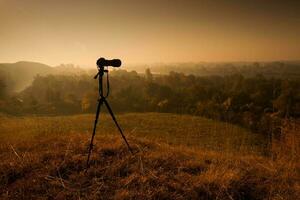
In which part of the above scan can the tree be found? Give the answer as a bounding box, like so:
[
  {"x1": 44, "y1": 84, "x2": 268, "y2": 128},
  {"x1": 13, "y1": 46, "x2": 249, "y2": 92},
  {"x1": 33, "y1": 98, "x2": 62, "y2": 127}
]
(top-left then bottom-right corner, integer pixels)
[
  {"x1": 0, "y1": 79, "x2": 6, "y2": 100},
  {"x1": 145, "y1": 68, "x2": 153, "y2": 82}
]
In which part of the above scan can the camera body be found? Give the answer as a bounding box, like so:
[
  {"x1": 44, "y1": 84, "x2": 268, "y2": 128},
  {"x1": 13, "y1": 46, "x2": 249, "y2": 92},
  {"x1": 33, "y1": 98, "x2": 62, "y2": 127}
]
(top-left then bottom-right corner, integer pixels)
[{"x1": 97, "y1": 58, "x2": 121, "y2": 68}]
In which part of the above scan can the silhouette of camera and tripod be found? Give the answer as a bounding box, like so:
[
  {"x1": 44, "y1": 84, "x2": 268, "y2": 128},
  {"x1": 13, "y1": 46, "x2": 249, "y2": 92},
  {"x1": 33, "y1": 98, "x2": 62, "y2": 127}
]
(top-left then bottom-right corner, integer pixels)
[{"x1": 86, "y1": 58, "x2": 133, "y2": 168}]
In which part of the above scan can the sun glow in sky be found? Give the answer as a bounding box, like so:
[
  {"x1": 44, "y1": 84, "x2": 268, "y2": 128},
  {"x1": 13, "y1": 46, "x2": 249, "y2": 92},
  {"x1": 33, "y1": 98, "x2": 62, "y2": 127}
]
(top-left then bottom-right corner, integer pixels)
[{"x1": 0, "y1": 0, "x2": 300, "y2": 66}]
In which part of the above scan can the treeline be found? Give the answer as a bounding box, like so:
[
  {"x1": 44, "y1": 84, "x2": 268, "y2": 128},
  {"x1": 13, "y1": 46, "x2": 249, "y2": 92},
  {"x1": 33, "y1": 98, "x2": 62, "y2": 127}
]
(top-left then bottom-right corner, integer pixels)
[
  {"x1": 0, "y1": 69, "x2": 299, "y2": 135},
  {"x1": 128, "y1": 61, "x2": 300, "y2": 79}
]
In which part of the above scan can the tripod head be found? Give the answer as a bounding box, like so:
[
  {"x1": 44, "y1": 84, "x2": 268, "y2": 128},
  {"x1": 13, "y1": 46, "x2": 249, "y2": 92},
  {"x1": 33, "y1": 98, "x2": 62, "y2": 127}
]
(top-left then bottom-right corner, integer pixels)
[
  {"x1": 94, "y1": 57, "x2": 121, "y2": 79},
  {"x1": 97, "y1": 58, "x2": 121, "y2": 68}
]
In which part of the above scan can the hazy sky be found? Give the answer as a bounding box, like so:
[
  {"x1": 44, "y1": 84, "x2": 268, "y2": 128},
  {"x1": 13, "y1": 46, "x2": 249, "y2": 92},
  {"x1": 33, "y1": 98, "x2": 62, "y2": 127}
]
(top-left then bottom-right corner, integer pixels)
[{"x1": 0, "y1": 0, "x2": 300, "y2": 66}]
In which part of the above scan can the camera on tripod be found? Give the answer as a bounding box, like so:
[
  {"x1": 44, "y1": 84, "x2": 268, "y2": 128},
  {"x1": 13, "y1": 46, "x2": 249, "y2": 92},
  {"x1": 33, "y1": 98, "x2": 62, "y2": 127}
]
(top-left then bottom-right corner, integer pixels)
[
  {"x1": 94, "y1": 58, "x2": 122, "y2": 79},
  {"x1": 96, "y1": 58, "x2": 121, "y2": 68},
  {"x1": 87, "y1": 57, "x2": 133, "y2": 168}
]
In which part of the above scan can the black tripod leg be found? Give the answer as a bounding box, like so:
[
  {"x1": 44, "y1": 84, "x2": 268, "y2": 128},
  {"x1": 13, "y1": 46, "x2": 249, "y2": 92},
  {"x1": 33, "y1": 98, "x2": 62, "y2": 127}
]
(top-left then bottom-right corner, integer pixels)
[
  {"x1": 103, "y1": 99, "x2": 134, "y2": 154},
  {"x1": 87, "y1": 98, "x2": 104, "y2": 168}
]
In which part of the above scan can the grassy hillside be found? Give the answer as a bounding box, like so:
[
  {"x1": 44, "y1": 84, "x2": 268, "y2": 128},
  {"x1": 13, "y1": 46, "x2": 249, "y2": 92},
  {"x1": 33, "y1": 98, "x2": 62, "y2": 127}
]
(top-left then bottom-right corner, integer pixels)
[
  {"x1": 0, "y1": 113, "x2": 299, "y2": 199},
  {"x1": 0, "y1": 113, "x2": 267, "y2": 154}
]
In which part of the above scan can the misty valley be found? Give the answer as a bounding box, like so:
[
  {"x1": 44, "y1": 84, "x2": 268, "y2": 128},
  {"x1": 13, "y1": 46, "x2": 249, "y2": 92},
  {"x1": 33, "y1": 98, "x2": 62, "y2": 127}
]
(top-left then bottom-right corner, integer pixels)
[
  {"x1": 0, "y1": 61, "x2": 299, "y2": 199},
  {"x1": 1, "y1": 61, "x2": 299, "y2": 133}
]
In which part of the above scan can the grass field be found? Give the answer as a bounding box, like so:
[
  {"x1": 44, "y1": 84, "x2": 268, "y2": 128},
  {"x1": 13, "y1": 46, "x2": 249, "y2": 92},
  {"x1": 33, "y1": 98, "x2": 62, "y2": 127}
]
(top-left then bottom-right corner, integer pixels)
[
  {"x1": 0, "y1": 113, "x2": 299, "y2": 199},
  {"x1": 0, "y1": 113, "x2": 267, "y2": 154}
]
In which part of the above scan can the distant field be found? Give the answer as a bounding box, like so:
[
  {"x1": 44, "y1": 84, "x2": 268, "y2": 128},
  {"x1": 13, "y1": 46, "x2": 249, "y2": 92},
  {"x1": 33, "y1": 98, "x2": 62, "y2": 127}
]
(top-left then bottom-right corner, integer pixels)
[{"x1": 0, "y1": 113, "x2": 267, "y2": 155}]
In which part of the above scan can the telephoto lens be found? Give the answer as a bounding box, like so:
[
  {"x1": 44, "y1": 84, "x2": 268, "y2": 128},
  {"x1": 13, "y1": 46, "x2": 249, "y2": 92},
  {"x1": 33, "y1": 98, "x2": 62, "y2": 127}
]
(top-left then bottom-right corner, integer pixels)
[{"x1": 97, "y1": 58, "x2": 121, "y2": 67}]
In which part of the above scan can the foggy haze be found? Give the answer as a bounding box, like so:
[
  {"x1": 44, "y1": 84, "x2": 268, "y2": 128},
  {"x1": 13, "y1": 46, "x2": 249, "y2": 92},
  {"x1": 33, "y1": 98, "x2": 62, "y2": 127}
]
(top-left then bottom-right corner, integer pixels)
[{"x1": 0, "y1": 0, "x2": 299, "y2": 66}]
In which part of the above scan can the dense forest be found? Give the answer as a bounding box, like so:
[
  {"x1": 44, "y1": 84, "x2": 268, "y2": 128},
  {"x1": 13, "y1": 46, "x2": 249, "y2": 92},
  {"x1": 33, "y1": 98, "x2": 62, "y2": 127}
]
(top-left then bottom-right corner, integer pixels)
[{"x1": 1, "y1": 64, "x2": 299, "y2": 136}]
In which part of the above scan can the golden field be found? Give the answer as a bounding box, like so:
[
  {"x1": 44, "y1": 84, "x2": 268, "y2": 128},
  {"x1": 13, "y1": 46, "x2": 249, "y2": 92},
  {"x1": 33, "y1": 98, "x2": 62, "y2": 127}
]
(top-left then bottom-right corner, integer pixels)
[{"x1": 0, "y1": 113, "x2": 299, "y2": 199}]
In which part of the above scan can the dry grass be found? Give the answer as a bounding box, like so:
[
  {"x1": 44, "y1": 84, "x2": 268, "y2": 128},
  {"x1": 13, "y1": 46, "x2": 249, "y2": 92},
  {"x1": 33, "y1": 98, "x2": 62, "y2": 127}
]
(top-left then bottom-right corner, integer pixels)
[
  {"x1": 0, "y1": 113, "x2": 267, "y2": 154},
  {"x1": 0, "y1": 113, "x2": 299, "y2": 199}
]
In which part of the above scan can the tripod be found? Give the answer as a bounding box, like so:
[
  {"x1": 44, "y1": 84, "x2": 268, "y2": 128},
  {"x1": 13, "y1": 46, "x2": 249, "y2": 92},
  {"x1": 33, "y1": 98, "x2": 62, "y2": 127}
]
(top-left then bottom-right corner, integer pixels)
[{"x1": 86, "y1": 65, "x2": 133, "y2": 168}]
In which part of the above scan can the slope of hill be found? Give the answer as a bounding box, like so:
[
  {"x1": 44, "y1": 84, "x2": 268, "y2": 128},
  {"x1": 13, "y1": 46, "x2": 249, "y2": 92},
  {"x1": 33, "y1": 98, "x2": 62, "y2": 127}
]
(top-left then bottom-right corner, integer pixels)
[
  {"x1": 0, "y1": 61, "x2": 53, "y2": 92},
  {"x1": 0, "y1": 113, "x2": 267, "y2": 154},
  {"x1": 0, "y1": 113, "x2": 299, "y2": 199},
  {"x1": 0, "y1": 62, "x2": 88, "y2": 92},
  {"x1": 1, "y1": 135, "x2": 299, "y2": 200}
]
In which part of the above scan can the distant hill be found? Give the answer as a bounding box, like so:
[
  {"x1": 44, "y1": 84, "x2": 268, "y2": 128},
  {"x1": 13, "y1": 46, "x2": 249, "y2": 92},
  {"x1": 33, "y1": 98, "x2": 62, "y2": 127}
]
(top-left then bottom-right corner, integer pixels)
[
  {"x1": 0, "y1": 61, "x2": 54, "y2": 92},
  {"x1": 0, "y1": 61, "x2": 88, "y2": 92}
]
